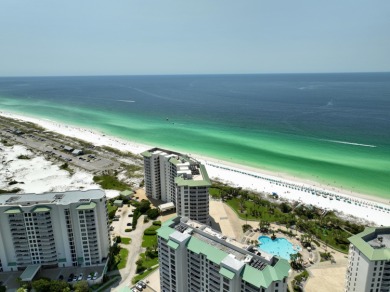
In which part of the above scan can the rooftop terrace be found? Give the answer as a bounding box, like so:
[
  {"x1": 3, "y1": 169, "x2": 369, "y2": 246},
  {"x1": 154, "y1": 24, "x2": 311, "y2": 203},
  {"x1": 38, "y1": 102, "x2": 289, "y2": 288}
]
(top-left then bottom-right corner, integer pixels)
[
  {"x1": 349, "y1": 227, "x2": 390, "y2": 261},
  {"x1": 141, "y1": 147, "x2": 211, "y2": 186},
  {"x1": 173, "y1": 218, "x2": 274, "y2": 270},
  {"x1": 0, "y1": 189, "x2": 105, "y2": 206}
]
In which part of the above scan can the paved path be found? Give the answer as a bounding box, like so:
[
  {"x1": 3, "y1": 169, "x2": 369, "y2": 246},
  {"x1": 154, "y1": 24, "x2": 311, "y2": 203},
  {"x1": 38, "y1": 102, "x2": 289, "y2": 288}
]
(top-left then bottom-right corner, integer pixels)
[{"x1": 110, "y1": 212, "x2": 153, "y2": 291}]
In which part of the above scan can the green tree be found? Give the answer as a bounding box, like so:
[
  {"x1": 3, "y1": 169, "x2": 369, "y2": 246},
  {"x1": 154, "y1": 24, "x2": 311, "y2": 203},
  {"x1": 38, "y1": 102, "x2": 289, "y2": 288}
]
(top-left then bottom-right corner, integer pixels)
[
  {"x1": 49, "y1": 280, "x2": 70, "y2": 291},
  {"x1": 32, "y1": 278, "x2": 51, "y2": 292},
  {"x1": 279, "y1": 202, "x2": 292, "y2": 213},
  {"x1": 139, "y1": 200, "x2": 151, "y2": 213},
  {"x1": 74, "y1": 280, "x2": 89, "y2": 292},
  {"x1": 146, "y1": 208, "x2": 160, "y2": 220}
]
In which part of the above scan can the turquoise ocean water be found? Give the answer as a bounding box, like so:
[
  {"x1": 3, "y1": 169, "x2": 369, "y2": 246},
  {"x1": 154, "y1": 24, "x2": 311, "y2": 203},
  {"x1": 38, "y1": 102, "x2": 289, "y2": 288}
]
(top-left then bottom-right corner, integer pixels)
[{"x1": 0, "y1": 73, "x2": 389, "y2": 199}]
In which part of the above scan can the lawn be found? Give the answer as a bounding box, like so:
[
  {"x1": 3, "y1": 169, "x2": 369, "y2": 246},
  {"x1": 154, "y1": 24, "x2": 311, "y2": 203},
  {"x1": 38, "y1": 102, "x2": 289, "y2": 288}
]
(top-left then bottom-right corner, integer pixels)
[
  {"x1": 121, "y1": 237, "x2": 131, "y2": 244},
  {"x1": 116, "y1": 248, "x2": 129, "y2": 270},
  {"x1": 142, "y1": 225, "x2": 160, "y2": 248},
  {"x1": 132, "y1": 266, "x2": 159, "y2": 284},
  {"x1": 209, "y1": 187, "x2": 221, "y2": 197},
  {"x1": 140, "y1": 253, "x2": 158, "y2": 268}
]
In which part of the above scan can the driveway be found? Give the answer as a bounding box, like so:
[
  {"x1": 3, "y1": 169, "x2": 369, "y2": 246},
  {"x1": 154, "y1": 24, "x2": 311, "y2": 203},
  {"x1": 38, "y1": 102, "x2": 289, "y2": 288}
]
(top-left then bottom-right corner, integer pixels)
[{"x1": 110, "y1": 212, "x2": 153, "y2": 291}]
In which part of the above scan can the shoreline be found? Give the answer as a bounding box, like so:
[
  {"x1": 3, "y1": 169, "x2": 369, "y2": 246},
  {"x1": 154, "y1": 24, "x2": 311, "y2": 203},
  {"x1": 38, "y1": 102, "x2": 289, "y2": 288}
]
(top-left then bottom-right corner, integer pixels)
[{"x1": 1, "y1": 110, "x2": 389, "y2": 226}]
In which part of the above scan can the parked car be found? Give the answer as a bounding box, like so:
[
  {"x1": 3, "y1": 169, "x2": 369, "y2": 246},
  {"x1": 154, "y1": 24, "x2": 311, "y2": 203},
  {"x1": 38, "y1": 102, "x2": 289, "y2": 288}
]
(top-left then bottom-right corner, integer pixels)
[
  {"x1": 67, "y1": 273, "x2": 74, "y2": 282},
  {"x1": 73, "y1": 276, "x2": 78, "y2": 282},
  {"x1": 93, "y1": 272, "x2": 98, "y2": 280},
  {"x1": 87, "y1": 274, "x2": 92, "y2": 280},
  {"x1": 138, "y1": 281, "x2": 146, "y2": 288},
  {"x1": 77, "y1": 273, "x2": 83, "y2": 281},
  {"x1": 58, "y1": 274, "x2": 64, "y2": 280},
  {"x1": 136, "y1": 283, "x2": 143, "y2": 291}
]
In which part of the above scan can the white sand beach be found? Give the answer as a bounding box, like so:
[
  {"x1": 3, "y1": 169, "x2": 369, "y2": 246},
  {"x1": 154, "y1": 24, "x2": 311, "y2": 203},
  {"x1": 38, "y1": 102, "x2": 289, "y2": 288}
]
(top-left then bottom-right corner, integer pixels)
[
  {"x1": 0, "y1": 143, "x2": 119, "y2": 198},
  {"x1": 1, "y1": 111, "x2": 389, "y2": 226}
]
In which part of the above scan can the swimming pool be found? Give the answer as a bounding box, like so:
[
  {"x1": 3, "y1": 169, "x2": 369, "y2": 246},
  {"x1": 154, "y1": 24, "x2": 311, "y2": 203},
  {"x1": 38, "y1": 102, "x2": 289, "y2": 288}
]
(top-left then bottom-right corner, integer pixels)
[{"x1": 258, "y1": 235, "x2": 301, "y2": 260}]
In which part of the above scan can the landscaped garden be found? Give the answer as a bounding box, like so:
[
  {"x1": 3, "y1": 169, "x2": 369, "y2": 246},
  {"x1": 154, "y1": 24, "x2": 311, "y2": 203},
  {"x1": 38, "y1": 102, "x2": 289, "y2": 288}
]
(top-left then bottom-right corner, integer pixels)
[
  {"x1": 210, "y1": 182, "x2": 365, "y2": 253},
  {"x1": 132, "y1": 221, "x2": 161, "y2": 283}
]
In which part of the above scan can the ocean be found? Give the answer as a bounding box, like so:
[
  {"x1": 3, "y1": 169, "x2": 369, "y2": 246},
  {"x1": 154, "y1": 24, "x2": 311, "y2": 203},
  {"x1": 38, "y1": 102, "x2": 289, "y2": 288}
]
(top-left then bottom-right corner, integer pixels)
[{"x1": 0, "y1": 73, "x2": 389, "y2": 199}]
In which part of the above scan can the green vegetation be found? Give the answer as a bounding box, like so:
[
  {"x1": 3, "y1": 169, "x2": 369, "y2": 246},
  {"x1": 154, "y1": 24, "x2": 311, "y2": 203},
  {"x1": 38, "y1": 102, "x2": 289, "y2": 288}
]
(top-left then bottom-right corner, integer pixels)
[
  {"x1": 153, "y1": 220, "x2": 161, "y2": 226},
  {"x1": 292, "y1": 270, "x2": 309, "y2": 291},
  {"x1": 0, "y1": 188, "x2": 21, "y2": 194},
  {"x1": 93, "y1": 175, "x2": 130, "y2": 191},
  {"x1": 146, "y1": 208, "x2": 160, "y2": 220},
  {"x1": 242, "y1": 224, "x2": 252, "y2": 233},
  {"x1": 134, "y1": 224, "x2": 160, "y2": 278},
  {"x1": 121, "y1": 237, "x2": 132, "y2": 244},
  {"x1": 90, "y1": 276, "x2": 120, "y2": 292},
  {"x1": 121, "y1": 163, "x2": 143, "y2": 178},
  {"x1": 320, "y1": 251, "x2": 332, "y2": 262},
  {"x1": 59, "y1": 162, "x2": 73, "y2": 174},
  {"x1": 132, "y1": 266, "x2": 159, "y2": 284},
  {"x1": 143, "y1": 225, "x2": 160, "y2": 243},
  {"x1": 131, "y1": 200, "x2": 152, "y2": 230},
  {"x1": 107, "y1": 203, "x2": 118, "y2": 220},
  {"x1": 212, "y1": 182, "x2": 365, "y2": 253},
  {"x1": 30, "y1": 278, "x2": 70, "y2": 292},
  {"x1": 108, "y1": 243, "x2": 129, "y2": 271},
  {"x1": 17, "y1": 154, "x2": 30, "y2": 160},
  {"x1": 117, "y1": 248, "x2": 129, "y2": 269},
  {"x1": 101, "y1": 146, "x2": 142, "y2": 160},
  {"x1": 73, "y1": 281, "x2": 89, "y2": 292}
]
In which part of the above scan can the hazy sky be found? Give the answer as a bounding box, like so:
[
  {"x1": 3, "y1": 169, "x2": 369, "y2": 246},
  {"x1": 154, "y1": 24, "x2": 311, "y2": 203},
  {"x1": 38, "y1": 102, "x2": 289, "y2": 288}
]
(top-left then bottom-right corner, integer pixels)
[{"x1": 1, "y1": 0, "x2": 389, "y2": 76}]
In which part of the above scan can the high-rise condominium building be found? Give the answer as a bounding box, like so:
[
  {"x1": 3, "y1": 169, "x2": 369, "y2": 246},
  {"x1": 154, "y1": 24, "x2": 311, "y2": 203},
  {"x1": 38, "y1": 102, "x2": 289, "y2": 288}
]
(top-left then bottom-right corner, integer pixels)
[
  {"x1": 0, "y1": 189, "x2": 110, "y2": 272},
  {"x1": 142, "y1": 148, "x2": 211, "y2": 224},
  {"x1": 157, "y1": 217, "x2": 290, "y2": 292},
  {"x1": 345, "y1": 227, "x2": 390, "y2": 292}
]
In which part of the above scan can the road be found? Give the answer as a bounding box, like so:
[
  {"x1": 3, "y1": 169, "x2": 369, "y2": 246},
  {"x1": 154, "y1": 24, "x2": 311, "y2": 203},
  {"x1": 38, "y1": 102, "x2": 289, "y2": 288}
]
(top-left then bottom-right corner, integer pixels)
[{"x1": 109, "y1": 205, "x2": 154, "y2": 291}]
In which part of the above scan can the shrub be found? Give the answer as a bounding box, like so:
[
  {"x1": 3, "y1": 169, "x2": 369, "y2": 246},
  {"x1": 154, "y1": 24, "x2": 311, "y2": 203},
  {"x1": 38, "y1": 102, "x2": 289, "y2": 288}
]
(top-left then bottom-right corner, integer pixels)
[
  {"x1": 60, "y1": 163, "x2": 68, "y2": 169},
  {"x1": 132, "y1": 208, "x2": 141, "y2": 229},
  {"x1": 125, "y1": 228, "x2": 132, "y2": 232},
  {"x1": 153, "y1": 220, "x2": 162, "y2": 226},
  {"x1": 139, "y1": 200, "x2": 151, "y2": 213},
  {"x1": 147, "y1": 208, "x2": 160, "y2": 220},
  {"x1": 144, "y1": 229, "x2": 157, "y2": 236},
  {"x1": 242, "y1": 224, "x2": 252, "y2": 233},
  {"x1": 312, "y1": 239, "x2": 320, "y2": 247}
]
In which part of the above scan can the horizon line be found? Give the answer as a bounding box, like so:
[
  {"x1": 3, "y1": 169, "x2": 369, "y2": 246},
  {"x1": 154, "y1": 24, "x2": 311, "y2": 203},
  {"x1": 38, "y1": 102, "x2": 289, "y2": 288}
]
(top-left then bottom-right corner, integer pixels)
[{"x1": 0, "y1": 71, "x2": 390, "y2": 78}]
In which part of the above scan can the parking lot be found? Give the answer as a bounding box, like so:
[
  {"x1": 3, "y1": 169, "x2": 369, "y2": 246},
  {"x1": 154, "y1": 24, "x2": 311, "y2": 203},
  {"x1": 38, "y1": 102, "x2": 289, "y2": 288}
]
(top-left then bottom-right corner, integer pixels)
[
  {"x1": 110, "y1": 204, "x2": 136, "y2": 237},
  {"x1": 0, "y1": 265, "x2": 105, "y2": 291},
  {"x1": 1, "y1": 128, "x2": 120, "y2": 172}
]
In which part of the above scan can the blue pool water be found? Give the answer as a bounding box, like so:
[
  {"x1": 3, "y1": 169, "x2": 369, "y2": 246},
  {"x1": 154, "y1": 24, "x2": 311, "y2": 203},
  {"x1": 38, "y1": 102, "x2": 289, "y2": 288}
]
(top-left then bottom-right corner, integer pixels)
[{"x1": 258, "y1": 235, "x2": 301, "y2": 260}]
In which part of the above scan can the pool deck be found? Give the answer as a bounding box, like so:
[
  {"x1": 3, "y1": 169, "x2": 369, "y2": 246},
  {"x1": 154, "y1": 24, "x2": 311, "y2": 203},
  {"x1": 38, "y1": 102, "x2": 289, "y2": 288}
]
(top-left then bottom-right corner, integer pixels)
[
  {"x1": 142, "y1": 198, "x2": 347, "y2": 292},
  {"x1": 210, "y1": 198, "x2": 347, "y2": 291}
]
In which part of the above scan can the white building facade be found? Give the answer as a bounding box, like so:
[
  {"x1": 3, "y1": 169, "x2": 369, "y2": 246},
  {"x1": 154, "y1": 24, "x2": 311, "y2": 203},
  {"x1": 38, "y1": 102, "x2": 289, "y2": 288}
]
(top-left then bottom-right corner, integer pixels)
[
  {"x1": 0, "y1": 189, "x2": 110, "y2": 272},
  {"x1": 345, "y1": 227, "x2": 390, "y2": 292},
  {"x1": 142, "y1": 148, "x2": 211, "y2": 224},
  {"x1": 158, "y1": 217, "x2": 290, "y2": 292}
]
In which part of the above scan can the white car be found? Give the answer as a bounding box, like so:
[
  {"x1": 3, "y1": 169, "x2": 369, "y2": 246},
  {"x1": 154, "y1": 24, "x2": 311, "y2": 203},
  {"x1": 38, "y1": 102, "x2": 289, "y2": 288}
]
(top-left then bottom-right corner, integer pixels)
[
  {"x1": 92, "y1": 272, "x2": 98, "y2": 280},
  {"x1": 77, "y1": 273, "x2": 83, "y2": 281}
]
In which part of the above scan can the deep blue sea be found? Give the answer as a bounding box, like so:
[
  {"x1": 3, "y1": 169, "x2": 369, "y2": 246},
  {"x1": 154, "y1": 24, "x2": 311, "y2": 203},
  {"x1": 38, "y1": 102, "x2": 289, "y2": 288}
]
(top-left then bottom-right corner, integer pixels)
[{"x1": 0, "y1": 73, "x2": 389, "y2": 198}]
